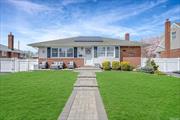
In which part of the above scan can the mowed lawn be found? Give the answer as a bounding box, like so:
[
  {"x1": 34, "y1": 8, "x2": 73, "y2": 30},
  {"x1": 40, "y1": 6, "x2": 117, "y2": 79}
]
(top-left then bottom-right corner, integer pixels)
[
  {"x1": 96, "y1": 71, "x2": 180, "y2": 120},
  {"x1": 0, "y1": 71, "x2": 77, "y2": 120}
]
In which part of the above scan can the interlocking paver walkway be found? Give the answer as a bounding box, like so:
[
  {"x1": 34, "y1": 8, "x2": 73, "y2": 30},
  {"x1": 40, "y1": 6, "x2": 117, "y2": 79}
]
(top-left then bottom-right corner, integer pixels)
[{"x1": 58, "y1": 67, "x2": 108, "y2": 120}]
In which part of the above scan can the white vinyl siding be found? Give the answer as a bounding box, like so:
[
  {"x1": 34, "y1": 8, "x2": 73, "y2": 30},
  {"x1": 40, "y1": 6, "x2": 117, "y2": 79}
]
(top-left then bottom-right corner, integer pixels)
[{"x1": 38, "y1": 48, "x2": 47, "y2": 58}]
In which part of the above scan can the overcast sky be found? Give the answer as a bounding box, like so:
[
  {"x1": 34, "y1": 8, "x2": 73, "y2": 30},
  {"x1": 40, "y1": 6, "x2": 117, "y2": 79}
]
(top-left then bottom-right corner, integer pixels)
[{"x1": 0, "y1": 0, "x2": 180, "y2": 51}]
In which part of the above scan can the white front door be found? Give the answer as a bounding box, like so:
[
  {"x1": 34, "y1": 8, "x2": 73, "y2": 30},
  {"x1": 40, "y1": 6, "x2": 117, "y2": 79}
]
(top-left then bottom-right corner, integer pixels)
[{"x1": 84, "y1": 47, "x2": 93, "y2": 66}]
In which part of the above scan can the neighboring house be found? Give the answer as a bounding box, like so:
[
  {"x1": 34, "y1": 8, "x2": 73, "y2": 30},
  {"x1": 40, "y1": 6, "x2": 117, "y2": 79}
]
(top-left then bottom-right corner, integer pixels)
[
  {"x1": 0, "y1": 32, "x2": 25, "y2": 58},
  {"x1": 28, "y1": 34, "x2": 145, "y2": 68},
  {"x1": 156, "y1": 19, "x2": 180, "y2": 58}
]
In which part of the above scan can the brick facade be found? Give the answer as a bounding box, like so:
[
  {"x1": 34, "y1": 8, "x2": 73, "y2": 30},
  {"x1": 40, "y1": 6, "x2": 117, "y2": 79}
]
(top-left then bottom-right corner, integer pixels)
[
  {"x1": 160, "y1": 19, "x2": 180, "y2": 58},
  {"x1": 0, "y1": 51, "x2": 20, "y2": 58},
  {"x1": 120, "y1": 46, "x2": 141, "y2": 66},
  {"x1": 39, "y1": 58, "x2": 84, "y2": 68},
  {"x1": 8, "y1": 32, "x2": 14, "y2": 50},
  {"x1": 160, "y1": 48, "x2": 180, "y2": 58},
  {"x1": 164, "y1": 19, "x2": 171, "y2": 57}
]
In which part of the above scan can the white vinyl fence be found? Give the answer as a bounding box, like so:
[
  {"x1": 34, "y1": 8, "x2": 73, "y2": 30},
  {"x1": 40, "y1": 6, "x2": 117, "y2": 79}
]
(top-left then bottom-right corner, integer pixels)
[
  {"x1": 141, "y1": 58, "x2": 180, "y2": 72},
  {"x1": 0, "y1": 58, "x2": 38, "y2": 72}
]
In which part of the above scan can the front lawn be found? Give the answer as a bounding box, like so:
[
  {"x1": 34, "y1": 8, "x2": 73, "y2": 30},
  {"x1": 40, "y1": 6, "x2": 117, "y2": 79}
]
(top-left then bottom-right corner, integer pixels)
[
  {"x1": 0, "y1": 71, "x2": 77, "y2": 120},
  {"x1": 97, "y1": 71, "x2": 180, "y2": 120}
]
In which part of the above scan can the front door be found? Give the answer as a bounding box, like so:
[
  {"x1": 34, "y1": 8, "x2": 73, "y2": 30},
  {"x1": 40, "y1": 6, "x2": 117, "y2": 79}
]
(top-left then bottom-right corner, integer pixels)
[{"x1": 84, "y1": 47, "x2": 93, "y2": 66}]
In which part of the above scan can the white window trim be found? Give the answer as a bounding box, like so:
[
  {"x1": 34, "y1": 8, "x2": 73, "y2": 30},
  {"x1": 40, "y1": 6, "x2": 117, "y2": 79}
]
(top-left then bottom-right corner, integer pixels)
[
  {"x1": 96, "y1": 46, "x2": 117, "y2": 58},
  {"x1": 106, "y1": 46, "x2": 115, "y2": 57},
  {"x1": 51, "y1": 47, "x2": 74, "y2": 58},
  {"x1": 66, "y1": 48, "x2": 74, "y2": 58},
  {"x1": 51, "y1": 48, "x2": 58, "y2": 58}
]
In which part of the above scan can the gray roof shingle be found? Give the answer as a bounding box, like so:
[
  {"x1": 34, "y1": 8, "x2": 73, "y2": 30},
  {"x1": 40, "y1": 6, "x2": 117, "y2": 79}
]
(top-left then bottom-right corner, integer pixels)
[
  {"x1": 0, "y1": 44, "x2": 23, "y2": 53},
  {"x1": 28, "y1": 36, "x2": 146, "y2": 47}
]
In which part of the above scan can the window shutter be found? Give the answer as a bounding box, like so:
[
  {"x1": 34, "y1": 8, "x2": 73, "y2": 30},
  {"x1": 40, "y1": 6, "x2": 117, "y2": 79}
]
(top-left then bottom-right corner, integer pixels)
[
  {"x1": 47, "y1": 47, "x2": 51, "y2": 58},
  {"x1": 115, "y1": 46, "x2": 119, "y2": 58},
  {"x1": 94, "y1": 46, "x2": 97, "y2": 58},
  {"x1": 74, "y1": 47, "x2": 77, "y2": 58}
]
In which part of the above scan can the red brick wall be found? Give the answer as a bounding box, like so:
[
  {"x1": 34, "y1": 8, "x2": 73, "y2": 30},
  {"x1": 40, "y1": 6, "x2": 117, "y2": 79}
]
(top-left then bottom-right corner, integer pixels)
[
  {"x1": 164, "y1": 19, "x2": 171, "y2": 57},
  {"x1": 8, "y1": 33, "x2": 14, "y2": 50},
  {"x1": 0, "y1": 51, "x2": 20, "y2": 58},
  {"x1": 160, "y1": 48, "x2": 180, "y2": 58},
  {"x1": 120, "y1": 46, "x2": 141, "y2": 66},
  {"x1": 39, "y1": 58, "x2": 84, "y2": 68}
]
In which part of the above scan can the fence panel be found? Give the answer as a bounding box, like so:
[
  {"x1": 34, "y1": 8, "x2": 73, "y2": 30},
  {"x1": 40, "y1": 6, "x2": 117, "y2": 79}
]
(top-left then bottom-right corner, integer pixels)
[
  {"x1": 141, "y1": 58, "x2": 180, "y2": 72},
  {"x1": 0, "y1": 58, "x2": 38, "y2": 72}
]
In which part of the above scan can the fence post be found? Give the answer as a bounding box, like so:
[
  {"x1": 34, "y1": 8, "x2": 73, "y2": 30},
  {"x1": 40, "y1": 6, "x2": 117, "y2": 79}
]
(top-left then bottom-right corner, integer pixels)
[
  {"x1": 28, "y1": 59, "x2": 29, "y2": 71},
  {"x1": 163, "y1": 59, "x2": 166, "y2": 72},
  {"x1": 178, "y1": 58, "x2": 180, "y2": 71},
  {"x1": 0, "y1": 58, "x2": 1, "y2": 73}
]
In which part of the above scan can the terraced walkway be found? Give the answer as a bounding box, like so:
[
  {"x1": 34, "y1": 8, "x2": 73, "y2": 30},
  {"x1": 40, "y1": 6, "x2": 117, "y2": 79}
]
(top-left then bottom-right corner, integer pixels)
[{"x1": 58, "y1": 67, "x2": 108, "y2": 120}]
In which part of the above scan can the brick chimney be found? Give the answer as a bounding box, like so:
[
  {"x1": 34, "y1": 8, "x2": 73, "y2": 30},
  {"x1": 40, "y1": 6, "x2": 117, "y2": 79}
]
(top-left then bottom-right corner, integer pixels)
[
  {"x1": 165, "y1": 19, "x2": 171, "y2": 57},
  {"x1": 125, "y1": 33, "x2": 130, "y2": 41},
  {"x1": 8, "y1": 32, "x2": 14, "y2": 50}
]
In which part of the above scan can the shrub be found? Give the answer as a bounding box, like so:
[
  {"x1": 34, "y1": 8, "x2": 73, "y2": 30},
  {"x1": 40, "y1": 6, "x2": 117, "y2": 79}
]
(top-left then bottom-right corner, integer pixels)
[
  {"x1": 140, "y1": 66, "x2": 154, "y2": 74},
  {"x1": 140, "y1": 58, "x2": 159, "y2": 74},
  {"x1": 120, "y1": 61, "x2": 134, "y2": 71},
  {"x1": 102, "y1": 61, "x2": 111, "y2": 70},
  {"x1": 151, "y1": 60, "x2": 159, "y2": 71},
  {"x1": 112, "y1": 61, "x2": 120, "y2": 70}
]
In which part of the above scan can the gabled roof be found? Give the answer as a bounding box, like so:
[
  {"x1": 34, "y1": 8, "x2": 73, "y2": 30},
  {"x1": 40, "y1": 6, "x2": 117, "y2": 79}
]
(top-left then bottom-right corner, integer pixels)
[
  {"x1": 175, "y1": 23, "x2": 180, "y2": 26},
  {"x1": 28, "y1": 36, "x2": 145, "y2": 47},
  {"x1": 0, "y1": 44, "x2": 23, "y2": 53}
]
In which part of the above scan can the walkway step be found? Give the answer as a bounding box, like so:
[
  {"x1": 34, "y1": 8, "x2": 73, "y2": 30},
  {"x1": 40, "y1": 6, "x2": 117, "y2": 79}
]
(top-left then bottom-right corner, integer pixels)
[
  {"x1": 74, "y1": 78, "x2": 98, "y2": 87},
  {"x1": 58, "y1": 67, "x2": 108, "y2": 120},
  {"x1": 78, "y1": 75, "x2": 96, "y2": 78}
]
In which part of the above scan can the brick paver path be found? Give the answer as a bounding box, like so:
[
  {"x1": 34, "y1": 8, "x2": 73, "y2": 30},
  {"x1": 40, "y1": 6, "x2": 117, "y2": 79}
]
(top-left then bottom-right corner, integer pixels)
[{"x1": 58, "y1": 67, "x2": 108, "y2": 120}]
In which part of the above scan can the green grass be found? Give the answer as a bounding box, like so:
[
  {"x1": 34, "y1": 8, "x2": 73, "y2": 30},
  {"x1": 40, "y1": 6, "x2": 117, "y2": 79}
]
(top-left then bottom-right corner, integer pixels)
[
  {"x1": 0, "y1": 70, "x2": 77, "y2": 120},
  {"x1": 96, "y1": 71, "x2": 180, "y2": 120}
]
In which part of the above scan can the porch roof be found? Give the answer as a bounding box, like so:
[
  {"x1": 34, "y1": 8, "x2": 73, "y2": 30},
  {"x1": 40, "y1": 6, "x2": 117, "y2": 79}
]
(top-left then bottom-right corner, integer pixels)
[{"x1": 28, "y1": 36, "x2": 146, "y2": 47}]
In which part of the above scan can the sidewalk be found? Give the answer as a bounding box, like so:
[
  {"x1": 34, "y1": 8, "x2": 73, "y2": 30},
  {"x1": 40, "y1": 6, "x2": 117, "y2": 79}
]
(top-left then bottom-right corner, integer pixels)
[{"x1": 58, "y1": 67, "x2": 108, "y2": 120}]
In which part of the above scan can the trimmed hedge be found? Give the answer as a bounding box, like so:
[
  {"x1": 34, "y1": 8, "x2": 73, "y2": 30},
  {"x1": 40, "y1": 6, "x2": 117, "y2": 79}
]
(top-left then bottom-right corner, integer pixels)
[
  {"x1": 112, "y1": 61, "x2": 120, "y2": 70},
  {"x1": 120, "y1": 61, "x2": 133, "y2": 71},
  {"x1": 102, "y1": 61, "x2": 111, "y2": 70}
]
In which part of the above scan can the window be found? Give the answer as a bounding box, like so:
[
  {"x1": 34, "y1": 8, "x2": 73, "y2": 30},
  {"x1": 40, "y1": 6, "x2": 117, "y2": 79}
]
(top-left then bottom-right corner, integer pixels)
[
  {"x1": 172, "y1": 32, "x2": 176, "y2": 40},
  {"x1": 115, "y1": 46, "x2": 119, "y2": 58},
  {"x1": 59, "y1": 48, "x2": 66, "y2": 57},
  {"x1": 98, "y1": 46, "x2": 105, "y2": 57},
  {"x1": 107, "y1": 46, "x2": 114, "y2": 57},
  {"x1": 67, "y1": 48, "x2": 73, "y2": 57},
  {"x1": 52, "y1": 48, "x2": 58, "y2": 57},
  {"x1": 94, "y1": 46, "x2": 97, "y2": 58}
]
